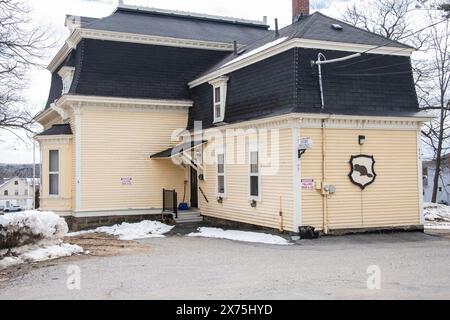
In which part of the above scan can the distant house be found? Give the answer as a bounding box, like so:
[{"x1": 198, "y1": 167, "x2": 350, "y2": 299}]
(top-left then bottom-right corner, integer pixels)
[
  {"x1": 0, "y1": 177, "x2": 36, "y2": 210},
  {"x1": 34, "y1": 0, "x2": 430, "y2": 234},
  {"x1": 423, "y1": 154, "x2": 450, "y2": 205}
]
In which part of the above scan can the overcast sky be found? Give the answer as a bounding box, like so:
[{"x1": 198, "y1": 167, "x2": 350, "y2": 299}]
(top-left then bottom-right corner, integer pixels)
[{"x1": 0, "y1": 0, "x2": 351, "y2": 164}]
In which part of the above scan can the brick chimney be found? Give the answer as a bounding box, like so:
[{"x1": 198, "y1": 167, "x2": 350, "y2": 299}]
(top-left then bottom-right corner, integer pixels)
[{"x1": 292, "y1": 0, "x2": 310, "y2": 22}]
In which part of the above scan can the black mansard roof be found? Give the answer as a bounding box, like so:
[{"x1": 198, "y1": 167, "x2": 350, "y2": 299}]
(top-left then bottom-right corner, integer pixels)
[
  {"x1": 198, "y1": 12, "x2": 413, "y2": 77},
  {"x1": 82, "y1": 6, "x2": 272, "y2": 45},
  {"x1": 37, "y1": 124, "x2": 73, "y2": 137},
  {"x1": 43, "y1": 6, "x2": 421, "y2": 124}
]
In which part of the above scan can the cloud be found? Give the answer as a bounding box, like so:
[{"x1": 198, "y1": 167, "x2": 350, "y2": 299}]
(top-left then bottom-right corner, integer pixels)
[{"x1": 312, "y1": 0, "x2": 350, "y2": 10}]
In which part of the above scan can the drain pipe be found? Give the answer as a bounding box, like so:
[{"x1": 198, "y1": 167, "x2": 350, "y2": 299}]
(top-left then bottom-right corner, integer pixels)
[{"x1": 321, "y1": 118, "x2": 329, "y2": 234}]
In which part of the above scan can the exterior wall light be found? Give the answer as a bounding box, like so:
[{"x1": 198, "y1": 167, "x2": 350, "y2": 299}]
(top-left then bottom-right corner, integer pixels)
[{"x1": 359, "y1": 135, "x2": 366, "y2": 145}]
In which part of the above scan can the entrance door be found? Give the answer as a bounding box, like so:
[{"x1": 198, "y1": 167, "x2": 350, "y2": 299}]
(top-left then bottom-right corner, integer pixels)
[{"x1": 190, "y1": 167, "x2": 198, "y2": 208}]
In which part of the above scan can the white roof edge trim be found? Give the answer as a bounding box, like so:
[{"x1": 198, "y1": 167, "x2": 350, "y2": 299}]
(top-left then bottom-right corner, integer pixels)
[
  {"x1": 56, "y1": 95, "x2": 194, "y2": 107},
  {"x1": 117, "y1": 4, "x2": 268, "y2": 27},
  {"x1": 47, "y1": 28, "x2": 238, "y2": 72},
  {"x1": 189, "y1": 38, "x2": 415, "y2": 88}
]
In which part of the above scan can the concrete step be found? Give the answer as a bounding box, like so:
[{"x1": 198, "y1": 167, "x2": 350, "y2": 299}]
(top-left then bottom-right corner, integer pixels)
[{"x1": 175, "y1": 213, "x2": 203, "y2": 223}]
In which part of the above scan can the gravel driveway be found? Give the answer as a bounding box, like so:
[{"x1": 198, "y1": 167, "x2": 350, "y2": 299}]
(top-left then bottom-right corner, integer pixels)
[{"x1": 1, "y1": 231, "x2": 450, "y2": 300}]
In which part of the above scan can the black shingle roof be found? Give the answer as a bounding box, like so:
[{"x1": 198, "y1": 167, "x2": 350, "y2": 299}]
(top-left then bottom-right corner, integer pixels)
[
  {"x1": 197, "y1": 12, "x2": 413, "y2": 78},
  {"x1": 37, "y1": 124, "x2": 72, "y2": 136},
  {"x1": 84, "y1": 7, "x2": 272, "y2": 45}
]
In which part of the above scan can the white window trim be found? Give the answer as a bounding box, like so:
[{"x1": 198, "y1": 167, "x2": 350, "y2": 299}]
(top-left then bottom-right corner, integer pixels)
[
  {"x1": 216, "y1": 149, "x2": 226, "y2": 198},
  {"x1": 209, "y1": 76, "x2": 229, "y2": 124},
  {"x1": 248, "y1": 144, "x2": 261, "y2": 201},
  {"x1": 49, "y1": 149, "x2": 60, "y2": 197}
]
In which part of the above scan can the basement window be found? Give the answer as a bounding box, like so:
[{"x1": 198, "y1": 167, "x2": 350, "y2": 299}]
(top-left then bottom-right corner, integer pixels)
[{"x1": 209, "y1": 76, "x2": 229, "y2": 124}]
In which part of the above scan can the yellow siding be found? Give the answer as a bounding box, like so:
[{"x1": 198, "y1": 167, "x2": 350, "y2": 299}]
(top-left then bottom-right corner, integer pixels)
[
  {"x1": 199, "y1": 128, "x2": 296, "y2": 232},
  {"x1": 78, "y1": 108, "x2": 187, "y2": 212},
  {"x1": 69, "y1": 114, "x2": 77, "y2": 211},
  {"x1": 301, "y1": 128, "x2": 420, "y2": 231},
  {"x1": 39, "y1": 138, "x2": 73, "y2": 213}
]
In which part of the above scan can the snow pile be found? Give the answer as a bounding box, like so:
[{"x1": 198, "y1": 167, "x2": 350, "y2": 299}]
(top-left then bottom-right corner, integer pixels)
[
  {"x1": 0, "y1": 243, "x2": 83, "y2": 269},
  {"x1": 67, "y1": 220, "x2": 175, "y2": 241},
  {"x1": 424, "y1": 203, "x2": 450, "y2": 223},
  {"x1": 0, "y1": 211, "x2": 83, "y2": 270},
  {"x1": 188, "y1": 227, "x2": 292, "y2": 246},
  {"x1": 0, "y1": 211, "x2": 68, "y2": 249}
]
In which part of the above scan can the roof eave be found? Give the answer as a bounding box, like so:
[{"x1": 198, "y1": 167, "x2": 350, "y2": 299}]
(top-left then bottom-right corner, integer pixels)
[{"x1": 188, "y1": 38, "x2": 416, "y2": 88}]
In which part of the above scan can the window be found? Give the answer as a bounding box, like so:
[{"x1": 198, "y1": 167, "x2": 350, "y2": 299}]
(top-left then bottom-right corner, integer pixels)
[
  {"x1": 14, "y1": 181, "x2": 18, "y2": 185},
  {"x1": 24, "y1": 189, "x2": 29, "y2": 196},
  {"x1": 3, "y1": 190, "x2": 8, "y2": 196},
  {"x1": 249, "y1": 146, "x2": 260, "y2": 199},
  {"x1": 49, "y1": 150, "x2": 59, "y2": 196},
  {"x1": 214, "y1": 87, "x2": 222, "y2": 119},
  {"x1": 217, "y1": 151, "x2": 225, "y2": 196},
  {"x1": 14, "y1": 190, "x2": 19, "y2": 196},
  {"x1": 209, "y1": 77, "x2": 229, "y2": 123}
]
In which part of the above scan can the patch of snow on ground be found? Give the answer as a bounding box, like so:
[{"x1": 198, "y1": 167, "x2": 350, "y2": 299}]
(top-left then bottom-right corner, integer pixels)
[
  {"x1": 0, "y1": 242, "x2": 83, "y2": 269},
  {"x1": 423, "y1": 203, "x2": 450, "y2": 230},
  {"x1": 424, "y1": 203, "x2": 450, "y2": 223},
  {"x1": 188, "y1": 227, "x2": 292, "y2": 245},
  {"x1": 67, "y1": 220, "x2": 175, "y2": 241}
]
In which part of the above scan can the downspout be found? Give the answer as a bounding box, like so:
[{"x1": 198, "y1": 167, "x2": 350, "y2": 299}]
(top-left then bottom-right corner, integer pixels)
[
  {"x1": 322, "y1": 118, "x2": 329, "y2": 234},
  {"x1": 317, "y1": 53, "x2": 326, "y2": 109}
]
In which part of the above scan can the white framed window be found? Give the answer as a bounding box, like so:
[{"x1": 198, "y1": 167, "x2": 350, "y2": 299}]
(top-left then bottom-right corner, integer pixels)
[
  {"x1": 209, "y1": 76, "x2": 229, "y2": 124},
  {"x1": 58, "y1": 66, "x2": 75, "y2": 94},
  {"x1": 4, "y1": 190, "x2": 8, "y2": 196},
  {"x1": 14, "y1": 190, "x2": 19, "y2": 196},
  {"x1": 217, "y1": 150, "x2": 226, "y2": 197},
  {"x1": 249, "y1": 145, "x2": 261, "y2": 200},
  {"x1": 49, "y1": 150, "x2": 60, "y2": 196},
  {"x1": 24, "y1": 189, "x2": 29, "y2": 196}
]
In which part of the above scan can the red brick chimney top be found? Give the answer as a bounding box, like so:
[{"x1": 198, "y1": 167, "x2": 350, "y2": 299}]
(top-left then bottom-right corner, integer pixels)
[{"x1": 292, "y1": 0, "x2": 310, "y2": 22}]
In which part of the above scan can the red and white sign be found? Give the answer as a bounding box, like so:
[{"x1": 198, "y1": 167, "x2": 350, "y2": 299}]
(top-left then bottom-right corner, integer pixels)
[
  {"x1": 121, "y1": 177, "x2": 133, "y2": 185},
  {"x1": 301, "y1": 179, "x2": 314, "y2": 190}
]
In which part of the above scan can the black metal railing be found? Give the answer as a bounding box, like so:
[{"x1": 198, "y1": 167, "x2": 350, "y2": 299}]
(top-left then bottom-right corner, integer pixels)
[{"x1": 163, "y1": 189, "x2": 178, "y2": 219}]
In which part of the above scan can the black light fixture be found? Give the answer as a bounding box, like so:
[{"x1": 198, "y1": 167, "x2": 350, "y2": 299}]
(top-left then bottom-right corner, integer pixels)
[{"x1": 359, "y1": 135, "x2": 366, "y2": 145}]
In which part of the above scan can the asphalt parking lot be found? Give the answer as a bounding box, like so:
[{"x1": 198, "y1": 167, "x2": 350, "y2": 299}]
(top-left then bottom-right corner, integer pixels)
[{"x1": 1, "y1": 230, "x2": 450, "y2": 300}]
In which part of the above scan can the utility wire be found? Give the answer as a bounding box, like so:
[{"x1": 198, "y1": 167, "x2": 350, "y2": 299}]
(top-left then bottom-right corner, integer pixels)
[{"x1": 332, "y1": 17, "x2": 449, "y2": 70}]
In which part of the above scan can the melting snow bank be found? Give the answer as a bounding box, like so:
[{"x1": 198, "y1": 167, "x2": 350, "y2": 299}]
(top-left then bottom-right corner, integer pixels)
[
  {"x1": 424, "y1": 203, "x2": 450, "y2": 230},
  {"x1": 424, "y1": 203, "x2": 450, "y2": 223},
  {"x1": 0, "y1": 211, "x2": 84, "y2": 269},
  {"x1": 0, "y1": 242, "x2": 83, "y2": 269},
  {"x1": 188, "y1": 227, "x2": 292, "y2": 246},
  {"x1": 67, "y1": 220, "x2": 175, "y2": 241},
  {"x1": 0, "y1": 210, "x2": 68, "y2": 248}
]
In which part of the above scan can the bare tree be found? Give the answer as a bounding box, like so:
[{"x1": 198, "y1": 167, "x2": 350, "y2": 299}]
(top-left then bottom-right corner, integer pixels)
[
  {"x1": 0, "y1": 0, "x2": 52, "y2": 135},
  {"x1": 342, "y1": 0, "x2": 429, "y2": 49},
  {"x1": 342, "y1": 0, "x2": 449, "y2": 203},
  {"x1": 419, "y1": 12, "x2": 450, "y2": 202}
]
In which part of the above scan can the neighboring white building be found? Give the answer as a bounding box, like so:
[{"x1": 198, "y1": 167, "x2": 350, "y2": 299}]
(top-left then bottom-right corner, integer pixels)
[
  {"x1": 0, "y1": 177, "x2": 36, "y2": 210},
  {"x1": 423, "y1": 154, "x2": 450, "y2": 205}
]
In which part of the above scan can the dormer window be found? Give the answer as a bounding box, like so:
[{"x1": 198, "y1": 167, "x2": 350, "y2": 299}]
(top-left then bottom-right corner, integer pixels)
[
  {"x1": 58, "y1": 66, "x2": 75, "y2": 94},
  {"x1": 209, "y1": 76, "x2": 229, "y2": 124}
]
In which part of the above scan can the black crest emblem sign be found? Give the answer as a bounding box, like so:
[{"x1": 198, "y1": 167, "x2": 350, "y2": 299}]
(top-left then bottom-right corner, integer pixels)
[{"x1": 349, "y1": 155, "x2": 377, "y2": 190}]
